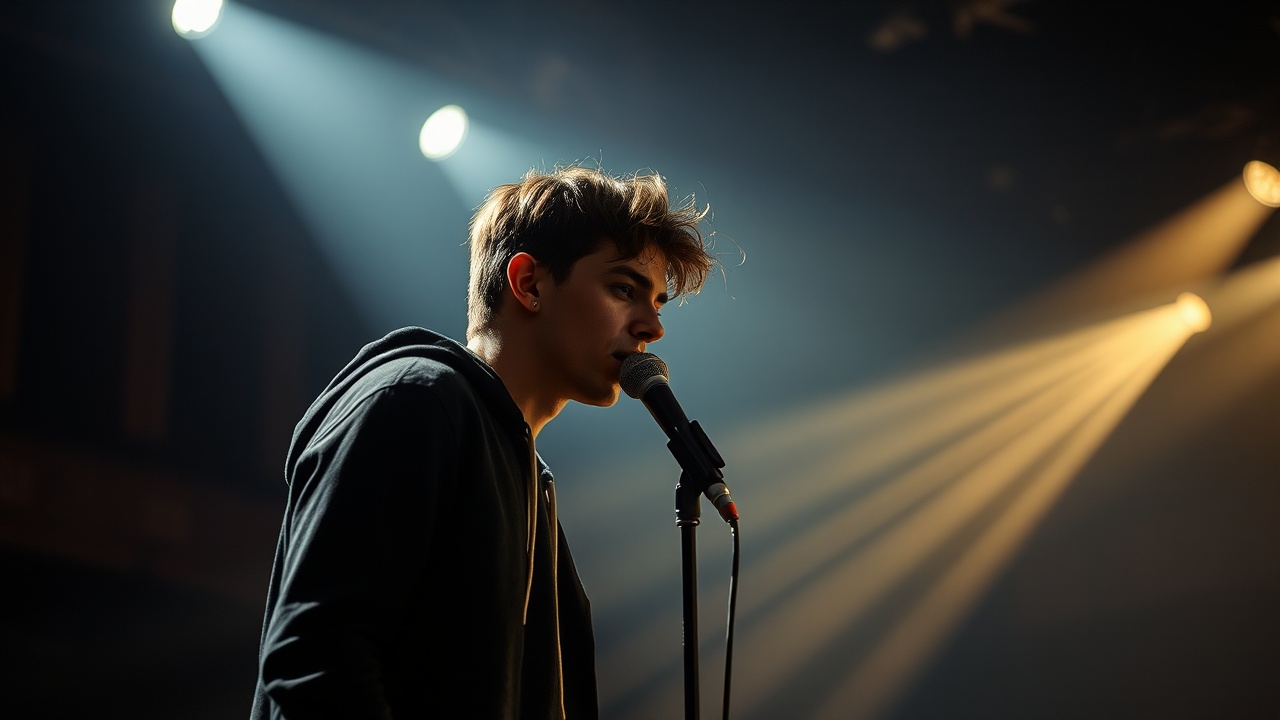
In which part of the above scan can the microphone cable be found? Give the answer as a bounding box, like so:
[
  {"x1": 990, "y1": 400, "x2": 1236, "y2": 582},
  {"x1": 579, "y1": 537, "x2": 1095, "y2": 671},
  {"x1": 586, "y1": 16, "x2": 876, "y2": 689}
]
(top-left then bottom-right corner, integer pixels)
[{"x1": 722, "y1": 518, "x2": 739, "y2": 720}]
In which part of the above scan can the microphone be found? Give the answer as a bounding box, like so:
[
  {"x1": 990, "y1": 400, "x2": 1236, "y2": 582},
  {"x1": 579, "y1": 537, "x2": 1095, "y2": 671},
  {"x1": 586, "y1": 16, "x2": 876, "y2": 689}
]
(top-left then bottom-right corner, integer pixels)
[{"x1": 621, "y1": 352, "x2": 739, "y2": 523}]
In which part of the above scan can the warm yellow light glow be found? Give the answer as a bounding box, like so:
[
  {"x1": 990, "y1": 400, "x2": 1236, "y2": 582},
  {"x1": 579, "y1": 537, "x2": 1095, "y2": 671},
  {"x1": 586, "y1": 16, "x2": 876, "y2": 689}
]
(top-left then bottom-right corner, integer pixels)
[
  {"x1": 1243, "y1": 160, "x2": 1280, "y2": 207},
  {"x1": 418, "y1": 105, "x2": 468, "y2": 160},
  {"x1": 590, "y1": 303, "x2": 1190, "y2": 719},
  {"x1": 813, "y1": 339, "x2": 1182, "y2": 720},
  {"x1": 1176, "y1": 292, "x2": 1212, "y2": 333},
  {"x1": 172, "y1": 0, "x2": 224, "y2": 38},
  {"x1": 735, "y1": 332, "x2": 1173, "y2": 715}
]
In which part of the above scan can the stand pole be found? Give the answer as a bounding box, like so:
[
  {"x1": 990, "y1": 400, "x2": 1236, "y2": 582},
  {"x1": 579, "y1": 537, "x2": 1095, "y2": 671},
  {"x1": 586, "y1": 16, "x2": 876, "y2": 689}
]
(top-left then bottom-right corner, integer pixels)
[{"x1": 676, "y1": 475, "x2": 702, "y2": 720}]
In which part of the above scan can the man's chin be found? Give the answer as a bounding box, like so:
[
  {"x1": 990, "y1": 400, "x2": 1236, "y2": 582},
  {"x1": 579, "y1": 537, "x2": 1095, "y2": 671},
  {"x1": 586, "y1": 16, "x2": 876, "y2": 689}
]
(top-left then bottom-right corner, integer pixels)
[{"x1": 576, "y1": 386, "x2": 621, "y2": 408}]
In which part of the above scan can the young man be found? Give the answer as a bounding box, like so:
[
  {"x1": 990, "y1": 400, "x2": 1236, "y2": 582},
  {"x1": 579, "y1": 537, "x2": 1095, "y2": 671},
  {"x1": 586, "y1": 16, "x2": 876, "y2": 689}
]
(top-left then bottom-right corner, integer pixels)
[{"x1": 251, "y1": 167, "x2": 716, "y2": 719}]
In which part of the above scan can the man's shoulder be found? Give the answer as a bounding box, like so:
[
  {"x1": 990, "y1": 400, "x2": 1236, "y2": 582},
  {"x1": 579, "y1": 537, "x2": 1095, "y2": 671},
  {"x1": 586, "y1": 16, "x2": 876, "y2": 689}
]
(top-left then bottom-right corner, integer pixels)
[
  {"x1": 303, "y1": 357, "x2": 483, "y2": 452},
  {"x1": 308, "y1": 329, "x2": 520, "y2": 438},
  {"x1": 351, "y1": 354, "x2": 480, "y2": 407}
]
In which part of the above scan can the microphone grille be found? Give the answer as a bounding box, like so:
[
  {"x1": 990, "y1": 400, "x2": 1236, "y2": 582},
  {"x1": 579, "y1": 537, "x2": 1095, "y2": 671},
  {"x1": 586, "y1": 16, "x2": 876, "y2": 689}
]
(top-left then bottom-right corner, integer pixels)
[{"x1": 621, "y1": 352, "x2": 669, "y2": 399}]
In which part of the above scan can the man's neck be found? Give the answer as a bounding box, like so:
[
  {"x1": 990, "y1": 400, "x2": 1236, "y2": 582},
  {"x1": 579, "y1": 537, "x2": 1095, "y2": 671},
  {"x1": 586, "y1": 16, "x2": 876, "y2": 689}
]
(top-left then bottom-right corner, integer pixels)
[{"x1": 467, "y1": 330, "x2": 565, "y2": 438}]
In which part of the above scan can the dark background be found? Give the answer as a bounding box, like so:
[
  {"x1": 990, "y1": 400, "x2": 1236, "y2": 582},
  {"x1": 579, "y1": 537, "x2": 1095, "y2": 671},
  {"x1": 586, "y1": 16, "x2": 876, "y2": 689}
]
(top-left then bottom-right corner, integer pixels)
[{"x1": 2, "y1": 1, "x2": 1278, "y2": 718}]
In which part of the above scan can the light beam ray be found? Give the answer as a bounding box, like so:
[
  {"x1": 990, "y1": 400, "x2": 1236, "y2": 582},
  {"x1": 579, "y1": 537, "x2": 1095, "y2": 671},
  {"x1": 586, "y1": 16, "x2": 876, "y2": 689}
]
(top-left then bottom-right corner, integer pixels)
[
  {"x1": 733, "y1": 348, "x2": 1155, "y2": 711},
  {"x1": 728, "y1": 309, "x2": 1152, "y2": 467},
  {"x1": 815, "y1": 325, "x2": 1190, "y2": 720},
  {"x1": 188, "y1": 3, "x2": 474, "y2": 329},
  {"x1": 736, "y1": 311, "x2": 1159, "y2": 535},
  {"x1": 739, "y1": 346, "x2": 1130, "y2": 625}
]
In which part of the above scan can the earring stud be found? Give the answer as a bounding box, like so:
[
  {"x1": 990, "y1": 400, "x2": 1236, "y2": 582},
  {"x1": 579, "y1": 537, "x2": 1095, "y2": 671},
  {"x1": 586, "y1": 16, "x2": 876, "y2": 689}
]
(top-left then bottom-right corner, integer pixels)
[{"x1": 531, "y1": 300, "x2": 539, "y2": 309}]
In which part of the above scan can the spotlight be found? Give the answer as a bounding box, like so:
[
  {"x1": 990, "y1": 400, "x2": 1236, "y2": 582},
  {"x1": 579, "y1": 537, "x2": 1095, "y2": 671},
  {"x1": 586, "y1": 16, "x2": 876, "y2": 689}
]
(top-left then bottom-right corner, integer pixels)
[
  {"x1": 419, "y1": 105, "x2": 468, "y2": 160},
  {"x1": 1243, "y1": 160, "x2": 1280, "y2": 207},
  {"x1": 172, "y1": 0, "x2": 224, "y2": 38},
  {"x1": 1175, "y1": 292, "x2": 1212, "y2": 333}
]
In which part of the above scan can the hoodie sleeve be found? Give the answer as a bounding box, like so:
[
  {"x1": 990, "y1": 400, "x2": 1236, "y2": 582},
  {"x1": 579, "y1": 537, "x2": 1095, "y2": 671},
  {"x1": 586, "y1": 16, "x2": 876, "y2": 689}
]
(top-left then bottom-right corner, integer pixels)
[{"x1": 259, "y1": 382, "x2": 455, "y2": 719}]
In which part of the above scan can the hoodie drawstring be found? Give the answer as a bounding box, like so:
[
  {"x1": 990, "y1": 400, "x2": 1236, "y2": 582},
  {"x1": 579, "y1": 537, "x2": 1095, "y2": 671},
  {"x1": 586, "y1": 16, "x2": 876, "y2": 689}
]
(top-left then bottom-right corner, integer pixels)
[
  {"x1": 523, "y1": 426, "x2": 537, "y2": 623},
  {"x1": 523, "y1": 426, "x2": 566, "y2": 718}
]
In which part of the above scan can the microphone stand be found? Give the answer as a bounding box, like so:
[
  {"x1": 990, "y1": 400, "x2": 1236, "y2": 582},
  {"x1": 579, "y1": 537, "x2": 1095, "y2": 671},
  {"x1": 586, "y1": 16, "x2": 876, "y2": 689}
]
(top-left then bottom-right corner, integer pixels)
[
  {"x1": 667, "y1": 421, "x2": 726, "y2": 720},
  {"x1": 676, "y1": 472, "x2": 702, "y2": 720}
]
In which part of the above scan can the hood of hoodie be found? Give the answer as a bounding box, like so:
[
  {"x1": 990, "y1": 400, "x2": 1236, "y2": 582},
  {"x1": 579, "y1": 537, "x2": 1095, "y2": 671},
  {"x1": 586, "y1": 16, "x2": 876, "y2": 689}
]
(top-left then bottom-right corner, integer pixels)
[{"x1": 283, "y1": 327, "x2": 528, "y2": 484}]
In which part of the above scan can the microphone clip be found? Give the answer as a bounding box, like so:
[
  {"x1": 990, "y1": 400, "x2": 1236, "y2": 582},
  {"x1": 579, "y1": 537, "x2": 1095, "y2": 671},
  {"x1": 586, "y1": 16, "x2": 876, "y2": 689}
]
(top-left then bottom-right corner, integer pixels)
[
  {"x1": 670, "y1": 421, "x2": 737, "y2": 525},
  {"x1": 668, "y1": 420, "x2": 724, "y2": 484}
]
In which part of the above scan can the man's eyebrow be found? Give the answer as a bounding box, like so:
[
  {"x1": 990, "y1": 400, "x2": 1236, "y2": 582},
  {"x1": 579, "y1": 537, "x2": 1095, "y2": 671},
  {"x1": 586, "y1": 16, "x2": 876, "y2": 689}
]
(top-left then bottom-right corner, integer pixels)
[{"x1": 608, "y1": 265, "x2": 669, "y2": 304}]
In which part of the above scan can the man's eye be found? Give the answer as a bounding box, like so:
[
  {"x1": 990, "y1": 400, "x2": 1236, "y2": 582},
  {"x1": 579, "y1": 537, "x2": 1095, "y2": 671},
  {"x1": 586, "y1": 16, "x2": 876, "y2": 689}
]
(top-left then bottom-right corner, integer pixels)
[{"x1": 614, "y1": 284, "x2": 634, "y2": 298}]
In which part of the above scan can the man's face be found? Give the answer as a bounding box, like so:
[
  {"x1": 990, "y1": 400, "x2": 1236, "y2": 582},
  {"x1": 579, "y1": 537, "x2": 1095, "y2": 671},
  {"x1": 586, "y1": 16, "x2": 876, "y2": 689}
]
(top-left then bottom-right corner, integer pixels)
[{"x1": 533, "y1": 243, "x2": 668, "y2": 407}]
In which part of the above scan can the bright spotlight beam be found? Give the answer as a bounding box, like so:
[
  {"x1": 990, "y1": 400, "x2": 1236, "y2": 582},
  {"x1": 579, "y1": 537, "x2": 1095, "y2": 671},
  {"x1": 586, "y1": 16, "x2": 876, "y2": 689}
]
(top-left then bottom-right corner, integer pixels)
[
  {"x1": 713, "y1": 311, "x2": 1146, "y2": 486},
  {"x1": 814, "y1": 338, "x2": 1184, "y2": 720},
  {"x1": 733, "y1": 304, "x2": 1194, "y2": 717},
  {"x1": 185, "y1": 5, "x2": 499, "y2": 332},
  {"x1": 734, "y1": 349, "x2": 1152, "y2": 709},
  {"x1": 172, "y1": 0, "x2": 224, "y2": 38},
  {"x1": 1093, "y1": 254, "x2": 1280, "y2": 464},
  {"x1": 419, "y1": 105, "x2": 468, "y2": 160},
  {"x1": 1176, "y1": 292, "x2": 1212, "y2": 333},
  {"x1": 1243, "y1": 160, "x2": 1280, "y2": 207}
]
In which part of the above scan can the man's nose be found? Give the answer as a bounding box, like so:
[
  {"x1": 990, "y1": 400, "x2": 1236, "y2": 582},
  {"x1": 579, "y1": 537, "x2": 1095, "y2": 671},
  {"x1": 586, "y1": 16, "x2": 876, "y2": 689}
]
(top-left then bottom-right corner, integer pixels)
[{"x1": 632, "y1": 307, "x2": 664, "y2": 343}]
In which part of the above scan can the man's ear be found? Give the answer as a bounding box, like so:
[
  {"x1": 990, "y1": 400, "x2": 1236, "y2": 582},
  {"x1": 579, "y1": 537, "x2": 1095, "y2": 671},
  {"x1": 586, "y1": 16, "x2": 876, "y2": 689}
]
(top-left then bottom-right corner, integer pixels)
[{"x1": 506, "y1": 252, "x2": 546, "y2": 312}]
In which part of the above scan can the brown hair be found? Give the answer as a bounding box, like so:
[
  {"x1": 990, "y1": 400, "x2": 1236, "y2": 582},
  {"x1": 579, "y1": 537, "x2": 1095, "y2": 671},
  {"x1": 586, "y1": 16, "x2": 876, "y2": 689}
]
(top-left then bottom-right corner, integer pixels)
[{"x1": 466, "y1": 166, "x2": 716, "y2": 338}]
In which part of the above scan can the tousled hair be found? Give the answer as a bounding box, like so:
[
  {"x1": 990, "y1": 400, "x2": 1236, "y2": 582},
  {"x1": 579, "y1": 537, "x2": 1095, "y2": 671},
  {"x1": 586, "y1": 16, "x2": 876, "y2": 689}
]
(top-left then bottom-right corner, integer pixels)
[{"x1": 466, "y1": 166, "x2": 715, "y2": 339}]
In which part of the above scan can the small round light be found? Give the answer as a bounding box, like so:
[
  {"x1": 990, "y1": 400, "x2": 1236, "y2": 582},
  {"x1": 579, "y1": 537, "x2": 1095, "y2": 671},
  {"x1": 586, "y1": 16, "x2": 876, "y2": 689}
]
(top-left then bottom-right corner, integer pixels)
[
  {"x1": 1175, "y1": 292, "x2": 1212, "y2": 334},
  {"x1": 172, "y1": 0, "x2": 224, "y2": 38},
  {"x1": 419, "y1": 105, "x2": 468, "y2": 160},
  {"x1": 1243, "y1": 160, "x2": 1280, "y2": 208}
]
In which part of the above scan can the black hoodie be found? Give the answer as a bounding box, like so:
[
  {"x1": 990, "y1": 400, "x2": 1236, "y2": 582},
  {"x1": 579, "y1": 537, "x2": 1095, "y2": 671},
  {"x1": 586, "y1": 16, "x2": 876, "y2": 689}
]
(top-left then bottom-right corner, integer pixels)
[{"x1": 251, "y1": 327, "x2": 598, "y2": 719}]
